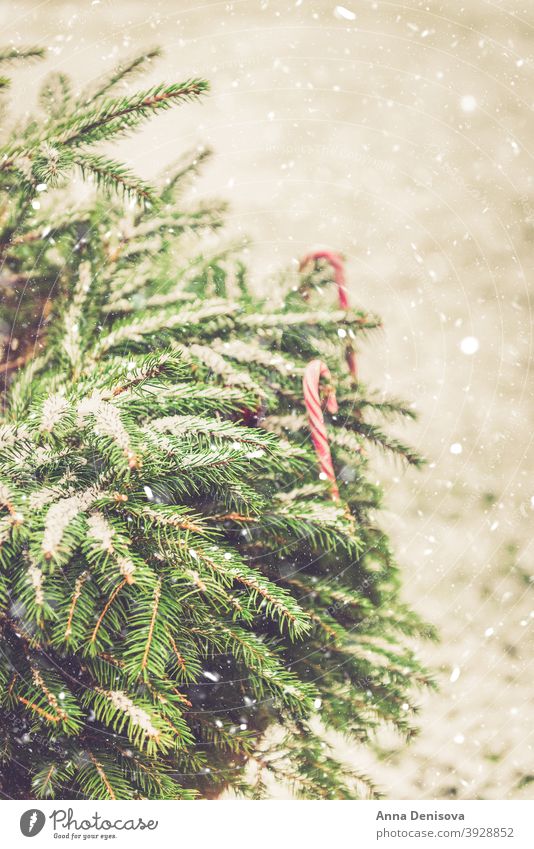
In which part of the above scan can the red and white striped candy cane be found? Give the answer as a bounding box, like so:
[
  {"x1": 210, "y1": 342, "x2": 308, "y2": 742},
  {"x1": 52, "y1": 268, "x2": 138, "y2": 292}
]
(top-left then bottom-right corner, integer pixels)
[
  {"x1": 299, "y1": 249, "x2": 349, "y2": 308},
  {"x1": 303, "y1": 359, "x2": 340, "y2": 501},
  {"x1": 299, "y1": 249, "x2": 358, "y2": 381}
]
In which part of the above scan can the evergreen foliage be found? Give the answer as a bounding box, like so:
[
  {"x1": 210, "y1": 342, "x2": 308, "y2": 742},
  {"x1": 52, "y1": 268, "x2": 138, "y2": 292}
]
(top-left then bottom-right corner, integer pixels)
[
  {"x1": 0, "y1": 46, "x2": 207, "y2": 375},
  {"x1": 0, "y1": 48, "x2": 434, "y2": 800}
]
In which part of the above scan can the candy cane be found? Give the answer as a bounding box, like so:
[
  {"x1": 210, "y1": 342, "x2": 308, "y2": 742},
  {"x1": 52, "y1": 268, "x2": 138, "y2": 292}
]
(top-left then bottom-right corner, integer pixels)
[
  {"x1": 299, "y1": 249, "x2": 358, "y2": 381},
  {"x1": 303, "y1": 359, "x2": 340, "y2": 501},
  {"x1": 299, "y1": 249, "x2": 349, "y2": 308}
]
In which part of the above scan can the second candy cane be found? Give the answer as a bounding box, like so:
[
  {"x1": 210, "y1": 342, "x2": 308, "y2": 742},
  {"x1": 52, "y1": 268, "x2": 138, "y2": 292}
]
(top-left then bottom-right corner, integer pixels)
[
  {"x1": 299, "y1": 249, "x2": 358, "y2": 381},
  {"x1": 303, "y1": 359, "x2": 340, "y2": 501}
]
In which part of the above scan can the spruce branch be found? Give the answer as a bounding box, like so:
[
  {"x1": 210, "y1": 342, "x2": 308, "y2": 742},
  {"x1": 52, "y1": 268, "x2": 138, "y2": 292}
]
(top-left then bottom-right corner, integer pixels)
[
  {"x1": 57, "y1": 80, "x2": 209, "y2": 147},
  {"x1": 0, "y1": 46, "x2": 46, "y2": 64},
  {"x1": 73, "y1": 153, "x2": 156, "y2": 205},
  {"x1": 160, "y1": 145, "x2": 212, "y2": 202},
  {"x1": 39, "y1": 73, "x2": 72, "y2": 120},
  {"x1": 86, "y1": 47, "x2": 163, "y2": 103}
]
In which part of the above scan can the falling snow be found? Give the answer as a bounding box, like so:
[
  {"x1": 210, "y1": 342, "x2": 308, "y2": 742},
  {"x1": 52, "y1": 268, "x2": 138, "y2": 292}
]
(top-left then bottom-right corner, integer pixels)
[
  {"x1": 460, "y1": 336, "x2": 479, "y2": 355},
  {"x1": 2, "y1": 0, "x2": 531, "y2": 805}
]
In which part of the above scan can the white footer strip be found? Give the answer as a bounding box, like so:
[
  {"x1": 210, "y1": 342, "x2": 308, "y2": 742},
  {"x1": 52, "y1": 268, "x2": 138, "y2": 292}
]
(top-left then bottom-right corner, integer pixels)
[{"x1": 3, "y1": 799, "x2": 533, "y2": 849}]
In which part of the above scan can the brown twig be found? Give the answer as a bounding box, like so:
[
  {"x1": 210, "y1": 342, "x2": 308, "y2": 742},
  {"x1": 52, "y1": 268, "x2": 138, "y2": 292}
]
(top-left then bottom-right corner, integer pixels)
[
  {"x1": 90, "y1": 578, "x2": 128, "y2": 644},
  {"x1": 141, "y1": 579, "x2": 161, "y2": 671}
]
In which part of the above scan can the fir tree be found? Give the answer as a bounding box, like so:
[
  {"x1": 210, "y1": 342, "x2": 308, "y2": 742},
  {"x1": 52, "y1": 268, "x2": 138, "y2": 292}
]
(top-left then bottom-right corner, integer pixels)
[{"x1": 0, "y1": 48, "x2": 434, "y2": 800}]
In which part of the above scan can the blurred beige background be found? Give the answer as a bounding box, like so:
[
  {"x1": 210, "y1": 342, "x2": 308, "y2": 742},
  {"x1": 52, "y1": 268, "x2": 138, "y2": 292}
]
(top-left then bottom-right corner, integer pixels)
[{"x1": 3, "y1": 0, "x2": 533, "y2": 799}]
